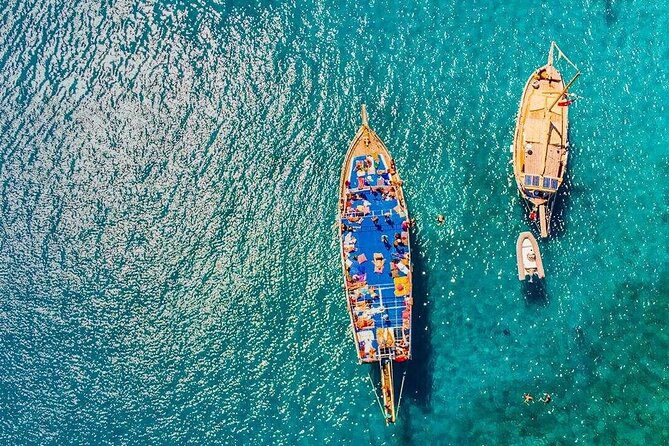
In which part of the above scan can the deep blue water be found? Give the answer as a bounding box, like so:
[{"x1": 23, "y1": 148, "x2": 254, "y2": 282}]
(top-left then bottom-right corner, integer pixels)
[{"x1": 0, "y1": 0, "x2": 668, "y2": 444}]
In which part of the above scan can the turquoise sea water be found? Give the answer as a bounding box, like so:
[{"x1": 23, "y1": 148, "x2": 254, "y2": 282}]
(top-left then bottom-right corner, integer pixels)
[{"x1": 1, "y1": 0, "x2": 668, "y2": 444}]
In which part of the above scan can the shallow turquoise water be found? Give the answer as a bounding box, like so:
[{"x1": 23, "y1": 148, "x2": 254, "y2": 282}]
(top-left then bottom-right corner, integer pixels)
[{"x1": 0, "y1": 0, "x2": 668, "y2": 444}]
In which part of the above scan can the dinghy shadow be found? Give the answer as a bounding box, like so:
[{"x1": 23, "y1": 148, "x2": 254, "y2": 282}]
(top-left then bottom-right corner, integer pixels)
[{"x1": 522, "y1": 278, "x2": 548, "y2": 307}]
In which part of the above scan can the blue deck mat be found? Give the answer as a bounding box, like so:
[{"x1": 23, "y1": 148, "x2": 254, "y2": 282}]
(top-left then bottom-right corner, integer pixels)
[{"x1": 340, "y1": 155, "x2": 411, "y2": 350}]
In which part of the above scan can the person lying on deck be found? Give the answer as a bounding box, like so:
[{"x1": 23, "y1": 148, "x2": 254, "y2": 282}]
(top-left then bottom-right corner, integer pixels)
[
  {"x1": 396, "y1": 340, "x2": 409, "y2": 358},
  {"x1": 355, "y1": 161, "x2": 365, "y2": 173},
  {"x1": 358, "y1": 200, "x2": 371, "y2": 213},
  {"x1": 348, "y1": 281, "x2": 367, "y2": 291},
  {"x1": 373, "y1": 253, "x2": 385, "y2": 274},
  {"x1": 355, "y1": 316, "x2": 374, "y2": 330},
  {"x1": 382, "y1": 187, "x2": 397, "y2": 200},
  {"x1": 354, "y1": 299, "x2": 370, "y2": 310},
  {"x1": 390, "y1": 261, "x2": 400, "y2": 278},
  {"x1": 393, "y1": 234, "x2": 405, "y2": 249},
  {"x1": 365, "y1": 155, "x2": 376, "y2": 174},
  {"x1": 381, "y1": 235, "x2": 391, "y2": 249}
]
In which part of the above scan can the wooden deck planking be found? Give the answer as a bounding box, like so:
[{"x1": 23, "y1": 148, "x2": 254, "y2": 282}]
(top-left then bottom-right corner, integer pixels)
[{"x1": 513, "y1": 59, "x2": 570, "y2": 186}]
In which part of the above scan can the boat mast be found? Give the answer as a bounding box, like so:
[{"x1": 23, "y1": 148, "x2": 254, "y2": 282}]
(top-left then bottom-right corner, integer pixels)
[
  {"x1": 380, "y1": 359, "x2": 396, "y2": 424},
  {"x1": 361, "y1": 104, "x2": 369, "y2": 128},
  {"x1": 548, "y1": 41, "x2": 555, "y2": 66},
  {"x1": 547, "y1": 71, "x2": 581, "y2": 113}
]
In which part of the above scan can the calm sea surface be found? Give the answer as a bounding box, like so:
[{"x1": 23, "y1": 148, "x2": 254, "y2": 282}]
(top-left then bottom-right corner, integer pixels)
[{"x1": 0, "y1": 0, "x2": 667, "y2": 444}]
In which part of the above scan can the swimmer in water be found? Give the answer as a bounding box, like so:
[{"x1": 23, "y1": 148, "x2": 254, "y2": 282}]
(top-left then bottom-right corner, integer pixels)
[
  {"x1": 523, "y1": 393, "x2": 534, "y2": 404},
  {"x1": 436, "y1": 214, "x2": 445, "y2": 224},
  {"x1": 541, "y1": 393, "x2": 552, "y2": 404}
]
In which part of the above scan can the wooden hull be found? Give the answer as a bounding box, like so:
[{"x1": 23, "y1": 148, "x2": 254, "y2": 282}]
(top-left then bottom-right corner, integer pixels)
[
  {"x1": 512, "y1": 43, "x2": 571, "y2": 238},
  {"x1": 337, "y1": 107, "x2": 412, "y2": 364},
  {"x1": 516, "y1": 232, "x2": 545, "y2": 280},
  {"x1": 337, "y1": 106, "x2": 412, "y2": 424}
]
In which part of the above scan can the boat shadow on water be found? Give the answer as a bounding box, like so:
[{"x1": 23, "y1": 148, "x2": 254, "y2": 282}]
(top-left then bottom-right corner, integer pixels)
[
  {"x1": 397, "y1": 230, "x2": 434, "y2": 438},
  {"x1": 363, "y1": 227, "x2": 434, "y2": 435},
  {"x1": 547, "y1": 167, "x2": 574, "y2": 239},
  {"x1": 522, "y1": 278, "x2": 549, "y2": 307}
]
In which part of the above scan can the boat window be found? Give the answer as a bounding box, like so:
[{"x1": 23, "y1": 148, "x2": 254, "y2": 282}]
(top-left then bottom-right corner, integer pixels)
[
  {"x1": 542, "y1": 177, "x2": 551, "y2": 188},
  {"x1": 531, "y1": 176, "x2": 540, "y2": 186},
  {"x1": 524, "y1": 175, "x2": 532, "y2": 186},
  {"x1": 551, "y1": 179, "x2": 558, "y2": 189}
]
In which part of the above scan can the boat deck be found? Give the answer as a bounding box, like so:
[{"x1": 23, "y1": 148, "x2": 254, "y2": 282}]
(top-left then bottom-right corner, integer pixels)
[
  {"x1": 516, "y1": 231, "x2": 546, "y2": 280},
  {"x1": 338, "y1": 129, "x2": 412, "y2": 364},
  {"x1": 514, "y1": 64, "x2": 568, "y2": 200}
]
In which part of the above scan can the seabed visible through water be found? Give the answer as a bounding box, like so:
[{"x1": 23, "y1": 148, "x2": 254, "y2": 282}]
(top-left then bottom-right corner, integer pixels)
[{"x1": 0, "y1": 0, "x2": 667, "y2": 444}]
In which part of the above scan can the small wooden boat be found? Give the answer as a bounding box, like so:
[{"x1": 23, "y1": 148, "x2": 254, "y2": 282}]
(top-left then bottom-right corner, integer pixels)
[
  {"x1": 337, "y1": 105, "x2": 412, "y2": 424},
  {"x1": 516, "y1": 232, "x2": 545, "y2": 280},
  {"x1": 512, "y1": 42, "x2": 580, "y2": 237}
]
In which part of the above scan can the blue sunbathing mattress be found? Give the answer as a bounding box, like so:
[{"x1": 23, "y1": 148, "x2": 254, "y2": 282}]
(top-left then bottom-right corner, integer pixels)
[{"x1": 339, "y1": 153, "x2": 412, "y2": 363}]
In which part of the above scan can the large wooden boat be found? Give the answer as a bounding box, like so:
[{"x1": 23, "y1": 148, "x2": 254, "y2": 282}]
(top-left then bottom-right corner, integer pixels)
[
  {"x1": 516, "y1": 232, "x2": 545, "y2": 280},
  {"x1": 337, "y1": 105, "x2": 412, "y2": 424},
  {"x1": 512, "y1": 42, "x2": 580, "y2": 237}
]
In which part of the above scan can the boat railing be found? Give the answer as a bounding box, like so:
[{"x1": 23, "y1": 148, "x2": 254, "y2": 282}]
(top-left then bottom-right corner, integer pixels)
[
  {"x1": 351, "y1": 285, "x2": 411, "y2": 330},
  {"x1": 342, "y1": 208, "x2": 400, "y2": 221}
]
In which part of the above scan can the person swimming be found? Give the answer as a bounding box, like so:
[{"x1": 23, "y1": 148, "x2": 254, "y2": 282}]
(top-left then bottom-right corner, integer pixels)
[
  {"x1": 541, "y1": 393, "x2": 551, "y2": 404},
  {"x1": 523, "y1": 393, "x2": 534, "y2": 404}
]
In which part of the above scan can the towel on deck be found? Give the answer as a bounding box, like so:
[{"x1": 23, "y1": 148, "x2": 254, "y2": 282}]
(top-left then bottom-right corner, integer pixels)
[
  {"x1": 376, "y1": 328, "x2": 396, "y2": 348},
  {"x1": 397, "y1": 262, "x2": 410, "y2": 276},
  {"x1": 394, "y1": 204, "x2": 407, "y2": 218},
  {"x1": 358, "y1": 330, "x2": 374, "y2": 342},
  {"x1": 394, "y1": 276, "x2": 411, "y2": 296},
  {"x1": 356, "y1": 204, "x2": 371, "y2": 214}
]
